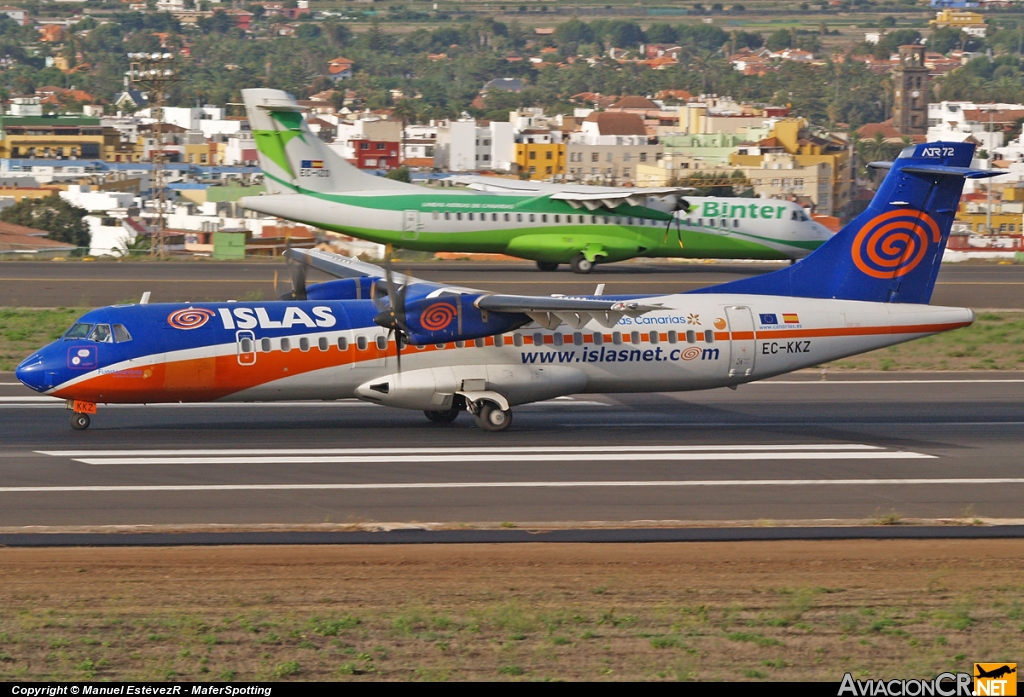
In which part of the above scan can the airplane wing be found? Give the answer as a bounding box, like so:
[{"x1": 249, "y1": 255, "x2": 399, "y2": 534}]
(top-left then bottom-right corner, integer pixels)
[
  {"x1": 447, "y1": 175, "x2": 690, "y2": 211},
  {"x1": 285, "y1": 248, "x2": 659, "y2": 329}
]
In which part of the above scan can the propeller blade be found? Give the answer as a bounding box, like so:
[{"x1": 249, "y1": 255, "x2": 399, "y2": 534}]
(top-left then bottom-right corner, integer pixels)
[{"x1": 286, "y1": 257, "x2": 307, "y2": 300}]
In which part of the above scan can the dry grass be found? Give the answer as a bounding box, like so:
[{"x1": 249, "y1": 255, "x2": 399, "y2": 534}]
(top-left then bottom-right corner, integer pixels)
[{"x1": 0, "y1": 541, "x2": 1022, "y2": 681}]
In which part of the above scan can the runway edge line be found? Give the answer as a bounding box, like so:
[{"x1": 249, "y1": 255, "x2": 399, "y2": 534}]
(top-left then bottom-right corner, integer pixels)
[{"x1": 2, "y1": 526, "x2": 1024, "y2": 547}]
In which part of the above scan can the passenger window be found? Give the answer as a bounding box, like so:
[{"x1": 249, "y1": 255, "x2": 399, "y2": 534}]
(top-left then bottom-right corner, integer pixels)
[
  {"x1": 455, "y1": 340, "x2": 465, "y2": 348},
  {"x1": 542, "y1": 214, "x2": 548, "y2": 223},
  {"x1": 704, "y1": 330, "x2": 715, "y2": 343},
  {"x1": 668, "y1": 331, "x2": 678, "y2": 344},
  {"x1": 649, "y1": 331, "x2": 658, "y2": 344},
  {"x1": 280, "y1": 338, "x2": 291, "y2": 352},
  {"x1": 357, "y1": 336, "x2": 368, "y2": 351},
  {"x1": 435, "y1": 343, "x2": 445, "y2": 349},
  {"x1": 573, "y1": 332, "x2": 583, "y2": 346},
  {"x1": 474, "y1": 338, "x2": 485, "y2": 348},
  {"x1": 318, "y1": 337, "x2": 329, "y2": 351},
  {"x1": 494, "y1": 335, "x2": 504, "y2": 347},
  {"x1": 517, "y1": 214, "x2": 522, "y2": 222},
  {"x1": 529, "y1": 214, "x2": 535, "y2": 223},
  {"x1": 513, "y1": 333, "x2": 523, "y2": 347},
  {"x1": 504, "y1": 213, "x2": 510, "y2": 222},
  {"x1": 554, "y1": 215, "x2": 560, "y2": 223},
  {"x1": 612, "y1": 332, "x2": 622, "y2": 345},
  {"x1": 299, "y1": 337, "x2": 310, "y2": 352},
  {"x1": 686, "y1": 330, "x2": 696, "y2": 344},
  {"x1": 533, "y1": 332, "x2": 544, "y2": 346},
  {"x1": 240, "y1": 338, "x2": 253, "y2": 353},
  {"x1": 592, "y1": 332, "x2": 603, "y2": 345},
  {"x1": 468, "y1": 213, "x2": 474, "y2": 221},
  {"x1": 88, "y1": 324, "x2": 113, "y2": 343},
  {"x1": 432, "y1": 212, "x2": 439, "y2": 220},
  {"x1": 261, "y1": 338, "x2": 272, "y2": 352},
  {"x1": 456, "y1": 213, "x2": 462, "y2": 221},
  {"x1": 337, "y1": 336, "x2": 348, "y2": 350},
  {"x1": 734, "y1": 219, "x2": 739, "y2": 228},
  {"x1": 553, "y1": 333, "x2": 563, "y2": 346},
  {"x1": 492, "y1": 213, "x2": 498, "y2": 221},
  {"x1": 376, "y1": 335, "x2": 387, "y2": 350},
  {"x1": 444, "y1": 212, "x2": 450, "y2": 220},
  {"x1": 64, "y1": 323, "x2": 93, "y2": 340},
  {"x1": 630, "y1": 331, "x2": 640, "y2": 344},
  {"x1": 113, "y1": 324, "x2": 132, "y2": 342}
]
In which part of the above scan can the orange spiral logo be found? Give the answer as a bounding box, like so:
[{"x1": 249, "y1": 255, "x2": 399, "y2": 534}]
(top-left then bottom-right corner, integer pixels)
[
  {"x1": 167, "y1": 307, "x2": 215, "y2": 330},
  {"x1": 680, "y1": 347, "x2": 702, "y2": 361},
  {"x1": 851, "y1": 210, "x2": 940, "y2": 279},
  {"x1": 419, "y1": 302, "x2": 456, "y2": 331}
]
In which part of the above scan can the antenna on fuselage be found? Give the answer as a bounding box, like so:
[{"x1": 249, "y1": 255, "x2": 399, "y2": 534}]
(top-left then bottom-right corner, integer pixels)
[{"x1": 140, "y1": 292, "x2": 151, "y2": 305}]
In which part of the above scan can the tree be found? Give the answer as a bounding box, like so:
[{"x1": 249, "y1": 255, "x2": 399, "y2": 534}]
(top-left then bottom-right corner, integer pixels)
[
  {"x1": 385, "y1": 166, "x2": 411, "y2": 183},
  {"x1": 645, "y1": 23, "x2": 678, "y2": 45},
  {"x1": 553, "y1": 18, "x2": 595, "y2": 47},
  {"x1": 324, "y1": 20, "x2": 352, "y2": 47},
  {"x1": 367, "y1": 19, "x2": 387, "y2": 52},
  {"x1": 927, "y1": 26, "x2": 966, "y2": 55},
  {"x1": 0, "y1": 195, "x2": 90, "y2": 249}
]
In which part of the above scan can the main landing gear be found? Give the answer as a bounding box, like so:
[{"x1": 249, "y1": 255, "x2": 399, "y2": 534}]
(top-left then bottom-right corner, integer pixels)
[
  {"x1": 536, "y1": 261, "x2": 559, "y2": 272},
  {"x1": 474, "y1": 402, "x2": 512, "y2": 432},
  {"x1": 424, "y1": 405, "x2": 461, "y2": 424},
  {"x1": 570, "y1": 253, "x2": 594, "y2": 274},
  {"x1": 423, "y1": 399, "x2": 513, "y2": 432},
  {"x1": 70, "y1": 412, "x2": 91, "y2": 430}
]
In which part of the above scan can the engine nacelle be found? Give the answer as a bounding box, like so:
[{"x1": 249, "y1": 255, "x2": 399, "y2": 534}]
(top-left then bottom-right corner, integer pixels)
[
  {"x1": 402, "y1": 295, "x2": 529, "y2": 345},
  {"x1": 354, "y1": 365, "x2": 588, "y2": 411}
]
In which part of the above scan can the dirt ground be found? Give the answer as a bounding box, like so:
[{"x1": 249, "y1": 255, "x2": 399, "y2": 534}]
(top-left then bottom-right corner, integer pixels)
[{"x1": 0, "y1": 541, "x2": 1021, "y2": 681}]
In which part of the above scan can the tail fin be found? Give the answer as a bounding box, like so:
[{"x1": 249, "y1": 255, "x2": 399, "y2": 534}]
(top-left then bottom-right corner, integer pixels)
[
  {"x1": 690, "y1": 142, "x2": 1000, "y2": 304},
  {"x1": 241, "y1": 88, "x2": 414, "y2": 194}
]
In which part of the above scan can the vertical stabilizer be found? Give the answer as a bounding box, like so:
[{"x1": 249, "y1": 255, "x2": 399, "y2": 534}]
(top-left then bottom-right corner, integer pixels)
[
  {"x1": 242, "y1": 88, "x2": 415, "y2": 194},
  {"x1": 690, "y1": 142, "x2": 1003, "y2": 304}
]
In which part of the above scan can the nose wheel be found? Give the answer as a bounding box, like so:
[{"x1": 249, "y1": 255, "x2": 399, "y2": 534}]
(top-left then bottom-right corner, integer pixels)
[{"x1": 70, "y1": 412, "x2": 91, "y2": 430}]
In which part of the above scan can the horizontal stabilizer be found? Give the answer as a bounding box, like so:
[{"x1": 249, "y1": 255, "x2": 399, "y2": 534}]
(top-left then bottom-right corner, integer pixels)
[{"x1": 900, "y1": 165, "x2": 1007, "y2": 179}]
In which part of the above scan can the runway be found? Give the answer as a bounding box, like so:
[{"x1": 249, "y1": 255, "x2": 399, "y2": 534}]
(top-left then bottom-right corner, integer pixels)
[
  {"x1": 1, "y1": 372, "x2": 1022, "y2": 528},
  {"x1": 2, "y1": 259, "x2": 1024, "y2": 309}
]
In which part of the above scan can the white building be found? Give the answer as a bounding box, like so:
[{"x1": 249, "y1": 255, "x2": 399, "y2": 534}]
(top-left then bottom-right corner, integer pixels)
[
  {"x1": 434, "y1": 118, "x2": 514, "y2": 172},
  {"x1": 926, "y1": 101, "x2": 1024, "y2": 153},
  {"x1": 330, "y1": 115, "x2": 402, "y2": 159}
]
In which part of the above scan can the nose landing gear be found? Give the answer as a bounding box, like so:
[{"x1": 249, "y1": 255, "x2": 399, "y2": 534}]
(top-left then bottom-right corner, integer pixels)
[{"x1": 68, "y1": 400, "x2": 96, "y2": 430}]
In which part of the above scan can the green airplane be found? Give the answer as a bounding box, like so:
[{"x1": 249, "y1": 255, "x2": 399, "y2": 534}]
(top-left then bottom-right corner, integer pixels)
[{"x1": 240, "y1": 89, "x2": 834, "y2": 273}]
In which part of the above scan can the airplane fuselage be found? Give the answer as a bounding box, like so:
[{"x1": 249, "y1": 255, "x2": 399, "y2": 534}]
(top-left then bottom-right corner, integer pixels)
[
  {"x1": 18, "y1": 295, "x2": 972, "y2": 408},
  {"x1": 241, "y1": 191, "x2": 831, "y2": 264}
]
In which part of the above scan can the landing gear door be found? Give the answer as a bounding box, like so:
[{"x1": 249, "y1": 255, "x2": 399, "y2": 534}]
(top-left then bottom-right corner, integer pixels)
[
  {"x1": 725, "y1": 306, "x2": 756, "y2": 378},
  {"x1": 402, "y1": 210, "x2": 419, "y2": 241},
  {"x1": 236, "y1": 330, "x2": 256, "y2": 366}
]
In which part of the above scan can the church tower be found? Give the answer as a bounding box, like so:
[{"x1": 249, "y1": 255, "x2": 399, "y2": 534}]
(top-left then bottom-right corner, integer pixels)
[{"x1": 892, "y1": 45, "x2": 929, "y2": 135}]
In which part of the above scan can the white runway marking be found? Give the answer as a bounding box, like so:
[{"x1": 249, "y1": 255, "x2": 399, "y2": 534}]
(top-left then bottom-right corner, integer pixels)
[
  {"x1": 34, "y1": 444, "x2": 931, "y2": 466},
  {"x1": 0, "y1": 478, "x2": 1018, "y2": 494},
  {"x1": 38, "y1": 444, "x2": 883, "y2": 457}
]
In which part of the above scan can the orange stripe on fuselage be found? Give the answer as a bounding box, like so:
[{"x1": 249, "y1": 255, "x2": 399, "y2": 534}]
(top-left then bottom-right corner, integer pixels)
[{"x1": 51, "y1": 321, "x2": 970, "y2": 403}]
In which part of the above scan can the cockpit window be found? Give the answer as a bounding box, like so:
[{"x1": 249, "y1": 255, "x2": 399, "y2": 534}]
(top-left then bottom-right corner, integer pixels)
[
  {"x1": 113, "y1": 324, "x2": 132, "y2": 343},
  {"x1": 64, "y1": 323, "x2": 93, "y2": 340},
  {"x1": 88, "y1": 324, "x2": 113, "y2": 343}
]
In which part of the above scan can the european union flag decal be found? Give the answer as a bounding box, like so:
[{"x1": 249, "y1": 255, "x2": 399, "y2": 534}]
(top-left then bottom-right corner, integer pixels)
[{"x1": 759, "y1": 313, "x2": 778, "y2": 325}]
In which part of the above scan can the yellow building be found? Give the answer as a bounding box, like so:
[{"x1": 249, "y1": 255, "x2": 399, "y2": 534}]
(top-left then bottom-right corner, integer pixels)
[
  {"x1": 184, "y1": 141, "x2": 223, "y2": 166},
  {"x1": 515, "y1": 141, "x2": 565, "y2": 180},
  {"x1": 931, "y1": 10, "x2": 986, "y2": 32},
  {"x1": 0, "y1": 114, "x2": 144, "y2": 162},
  {"x1": 730, "y1": 118, "x2": 852, "y2": 216},
  {"x1": 956, "y1": 187, "x2": 1023, "y2": 234}
]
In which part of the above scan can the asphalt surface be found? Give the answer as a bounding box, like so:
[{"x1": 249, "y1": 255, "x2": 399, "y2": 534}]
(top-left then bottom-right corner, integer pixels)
[
  {"x1": 2, "y1": 372, "x2": 1022, "y2": 528},
  {"x1": 2, "y1": 259, "x2": 1024, "y2": 309}
]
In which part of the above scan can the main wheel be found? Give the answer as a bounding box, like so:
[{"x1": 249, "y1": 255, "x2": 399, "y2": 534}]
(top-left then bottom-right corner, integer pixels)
[
  {"x1": 536, "y1": 261, "x2": 559, "y2": 272},
  {"x1": 570, "y1": 253, "x2": 594, "y2": 274},
  {"x1": 70, "y1": 412, "x2": 90, "y2": 431},
  {"x1": 424, "y1": 406, "x2": 460, "y2": 424},
  {"x1": 475, "y1": 402, "x2": 512, "y2": 432}
]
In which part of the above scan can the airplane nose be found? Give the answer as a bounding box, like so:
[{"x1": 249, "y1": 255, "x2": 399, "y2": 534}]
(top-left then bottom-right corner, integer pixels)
[{"x1": 15, "y1": 353, "x2": 47, "y2": 393}]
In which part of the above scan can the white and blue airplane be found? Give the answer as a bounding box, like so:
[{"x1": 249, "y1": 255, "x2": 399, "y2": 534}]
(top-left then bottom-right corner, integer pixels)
[{"x1": 15, "y1": 142, "x2": 995, "y2": 431}]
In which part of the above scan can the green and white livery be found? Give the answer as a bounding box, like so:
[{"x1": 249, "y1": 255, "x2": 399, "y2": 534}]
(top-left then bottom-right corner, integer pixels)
[{"x1": 240, "y1": 89, "x2": 834, "y2": 273}]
